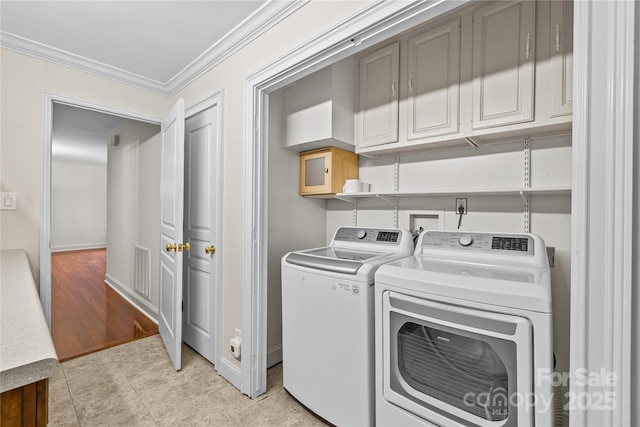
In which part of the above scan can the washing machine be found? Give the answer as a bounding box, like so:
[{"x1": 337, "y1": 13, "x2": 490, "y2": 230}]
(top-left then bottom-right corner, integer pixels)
[
  {"x1": 282, "y1": 226, "x2": 414, "y2": 426},
  {"x1": 375, "y1": 230, "x2": 554, "y2": 427}
]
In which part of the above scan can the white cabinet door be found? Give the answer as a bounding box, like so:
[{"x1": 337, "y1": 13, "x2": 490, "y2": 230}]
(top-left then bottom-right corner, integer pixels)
[
  {"x1": 472, "y1": 1, "x2": 536, "y2": 130},
  {"x1": 407, "y1": 19, "x2": 461, "y2": 140},
  {"x1": 549, "y1": 0, "x2": 573, "y2": 117},
  {"x1": 356, "y1": 42, "x2": 400, "y2": 148}
]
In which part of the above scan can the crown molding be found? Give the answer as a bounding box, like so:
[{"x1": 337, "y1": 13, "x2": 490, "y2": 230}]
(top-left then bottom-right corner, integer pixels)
[
  {"x1": 164, "y1": 0, "x2": 309, "y2": 96},
  {"x1": 1, "y1": 31, "x2": 170, "y2": 94},
  {"x1": 0, "y1": 0, "x2": 308, "y2": 97}
]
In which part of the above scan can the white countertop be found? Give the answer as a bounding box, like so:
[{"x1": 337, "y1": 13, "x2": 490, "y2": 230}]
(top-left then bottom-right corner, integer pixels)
[{"x1": 1, "y1": 249, "x2": 59, "y2": 393}]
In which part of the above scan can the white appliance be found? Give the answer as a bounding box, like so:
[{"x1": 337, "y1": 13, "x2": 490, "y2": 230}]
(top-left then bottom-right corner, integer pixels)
[
  {"x1": 282, "y1": 226, "x2": 414, "y2": 426},
  {"x1": 375, "y1": 231, "x2": 554, "y2": 427}
]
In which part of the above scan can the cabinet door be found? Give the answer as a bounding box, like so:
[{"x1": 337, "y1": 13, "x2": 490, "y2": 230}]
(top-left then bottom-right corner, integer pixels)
[
  {"x1": 549, "y1": 0, "x2": 573, "y2": 117},
  {"x1": 472, "y1": 1, "x2": 535, "y2": 130},
  {"x1": 356, "y1": 42, "x2": 400, "y2": 148},
  {"x1": 299, "y1": 150, "x2": 331, "y2": 195},
  {"x1": 407, "y1": 19, "x2": 460, "y2": 140}
]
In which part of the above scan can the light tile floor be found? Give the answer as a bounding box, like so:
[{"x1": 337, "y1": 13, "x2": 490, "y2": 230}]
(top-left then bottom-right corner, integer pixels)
[{"x1": 49, "y1": 335, "x2": 328, "y2": 426}]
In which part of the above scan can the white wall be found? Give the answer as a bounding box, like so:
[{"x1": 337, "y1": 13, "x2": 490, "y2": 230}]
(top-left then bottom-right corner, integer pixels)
[
  {"x1": 266, "y1": 90, "x2": 328, "y2": 367},
  {"x1": 51, "y1": 159, "x2": 107, "y2": 251},
  {"x1": 327, "y1": 135, "x2": 573, "y2": 376},
  {"x1": 173, "y1": 0, "x2": 375, "y2": 367},
  {"x1": 0, "y1": 48, "x2": 172, "y2": 282},
  {"x1": 105, "y1": 121, "x2": 160, "y2": 315}
]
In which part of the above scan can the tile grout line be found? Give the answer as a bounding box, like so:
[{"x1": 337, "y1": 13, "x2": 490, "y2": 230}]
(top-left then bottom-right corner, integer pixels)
[
  {"x1": 116, "y1": 348, "x2": 161, "y2": 426},
  {"x1": 60, "y1": 364, "x2": 82, "y2": 426}
]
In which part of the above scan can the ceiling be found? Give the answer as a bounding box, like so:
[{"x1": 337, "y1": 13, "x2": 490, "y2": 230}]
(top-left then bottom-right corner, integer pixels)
[
  {"x1": 51, "y1": 103, "x2": 159, "y2": 164},
  {"x1": 0, "y1": 0, "x2": 303, "y2": 96}
]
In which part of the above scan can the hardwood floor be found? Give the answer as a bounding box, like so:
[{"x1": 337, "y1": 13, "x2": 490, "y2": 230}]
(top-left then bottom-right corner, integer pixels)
[{"x1": 51, "y1": 248, "x2": 158, "y2": 362}]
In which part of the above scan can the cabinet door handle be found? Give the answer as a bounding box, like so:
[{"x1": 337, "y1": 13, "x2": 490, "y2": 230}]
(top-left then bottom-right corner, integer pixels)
[
  {"x1": 391, "y1": 77, "x2": 396, "y2": 96},
  {"x1": 525, "y1": 32, "x2": 531, "y2": 59},
  {"x1": 408, "y1": 74, "x2": 413, "y2": 94},
  {"x1": 555, "y1": 24, "x2": 561, "y2": 52},
  {"x1": 324, "y1": 168, "x2": 329, "y2": 173}
]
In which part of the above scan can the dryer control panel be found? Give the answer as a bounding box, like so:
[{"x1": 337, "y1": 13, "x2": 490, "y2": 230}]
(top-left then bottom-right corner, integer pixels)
[{"x1": 420, "y1": 231, "x2": 535, "y2": 256}]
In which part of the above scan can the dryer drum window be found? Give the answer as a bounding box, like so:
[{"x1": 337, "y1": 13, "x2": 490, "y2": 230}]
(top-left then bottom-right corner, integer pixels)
[{"x1": 397, "y1": 322, "x2": 515, "y2": 421}]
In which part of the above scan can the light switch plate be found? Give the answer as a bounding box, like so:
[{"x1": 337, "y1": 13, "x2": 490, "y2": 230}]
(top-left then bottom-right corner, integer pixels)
[{"x1": 1, "y1": 193, "x2": 16, "y2": 210}]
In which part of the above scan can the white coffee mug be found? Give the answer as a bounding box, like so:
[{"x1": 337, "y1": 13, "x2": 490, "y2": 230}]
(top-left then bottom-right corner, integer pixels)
[{"x1": 342, "y1": 179, "x2": 361, "y2": 193}]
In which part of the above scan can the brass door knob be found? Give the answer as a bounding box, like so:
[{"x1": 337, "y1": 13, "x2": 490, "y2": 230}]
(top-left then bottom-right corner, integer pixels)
[
  {"x1": 205, "y1": 245, "x2": 216, "y2": 255},
  {"x1": 183, "y1": 242, "x2": 190, "y2": 251},
  {"x1": 166, "y1": 243, "x2": 177, "y2": 252}
]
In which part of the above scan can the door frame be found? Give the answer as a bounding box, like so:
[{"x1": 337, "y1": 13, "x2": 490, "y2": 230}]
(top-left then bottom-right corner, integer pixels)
[
  {"x1": 242, "y1": 6, "x2": 639, "y2": 427},
  {"x1": 41, "y1": 93, "x2": 225, "y2": 374},
  {"x1": 40, "y1": 93, "x2": 161, "y2": 327},
  {"x1": 241, "y1": 0, "x2": 473, "y2": 399},
  {"x1": 184, "y1": 91, "x2": 226, "y2": 370}
]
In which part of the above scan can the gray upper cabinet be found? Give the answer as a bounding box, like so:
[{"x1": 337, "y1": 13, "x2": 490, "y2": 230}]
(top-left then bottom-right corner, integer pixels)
[
  {"x1": 356, "y1": 42, "x2": 400, "y2": 148},
  {"x1": 549, "y1": 0, "x2": 573, "y2": 118},
  {"x1": 407, "y1": 19, "x2": 461, "y2": 140},
  {"x1": 471, "y1": 0, "x2": 536, "y2": 130},
  {"x1": 354, "y1": 0, "x2": 573, "y2": 156}
]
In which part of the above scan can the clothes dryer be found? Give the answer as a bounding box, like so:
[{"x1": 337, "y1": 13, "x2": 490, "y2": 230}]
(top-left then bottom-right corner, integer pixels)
[
  {"x1": 282, "y1": 227, "x2": 414, "y2": 426},
  {"x1": 375, "y1": 231, "x2": 554, "y2": 427}
]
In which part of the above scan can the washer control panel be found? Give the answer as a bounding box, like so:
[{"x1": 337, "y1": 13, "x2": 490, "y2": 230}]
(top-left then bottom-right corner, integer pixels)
[
  {"x1": 421, "y1": 231, "x2": 535, "y2": 256},
  {"x1": 334, "y1": 227, "x2": 401, "y2": 245}
]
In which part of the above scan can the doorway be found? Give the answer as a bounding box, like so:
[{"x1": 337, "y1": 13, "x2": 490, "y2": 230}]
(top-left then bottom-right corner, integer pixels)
[
  {"x1": 49, "y1": 101, "x2": 161, "y2": 360},
  {"x1": 157, "y1": 95, "x2": 225, "y2": 371}
]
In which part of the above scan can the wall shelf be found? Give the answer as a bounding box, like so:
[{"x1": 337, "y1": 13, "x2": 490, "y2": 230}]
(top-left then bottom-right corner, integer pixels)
[{"x1": 334, "y1": 186, "x2": 572, "y2": 202}]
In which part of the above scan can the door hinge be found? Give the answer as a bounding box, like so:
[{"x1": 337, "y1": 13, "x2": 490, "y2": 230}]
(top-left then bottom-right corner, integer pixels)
[{"x1": 181, "y1": 301, "x2": 184, "y2": 312}]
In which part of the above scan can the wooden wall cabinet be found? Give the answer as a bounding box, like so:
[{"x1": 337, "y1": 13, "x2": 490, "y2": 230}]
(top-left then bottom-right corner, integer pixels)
[{"x1": 299, "y1": 147, "x2": 358, "y2": 196}]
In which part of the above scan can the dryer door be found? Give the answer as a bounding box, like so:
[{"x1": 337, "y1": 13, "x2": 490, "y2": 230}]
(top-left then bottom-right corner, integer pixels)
[{"x1": 381, "y1": 291, "x2": 533, "y2": 427}]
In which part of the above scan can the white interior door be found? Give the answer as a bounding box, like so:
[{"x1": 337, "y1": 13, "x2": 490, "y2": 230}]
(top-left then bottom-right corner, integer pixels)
[
  {"x1": 183, "y1": 104, "x2": 220, "y2": 364},
  {"x1": 159, "y1": 98, "x2": 186, "y2": 370}
]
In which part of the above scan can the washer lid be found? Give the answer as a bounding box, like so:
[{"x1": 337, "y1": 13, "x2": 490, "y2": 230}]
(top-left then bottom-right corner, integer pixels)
[{"x1": 285, "y1": 247, "x2": 389, "y2": 275}]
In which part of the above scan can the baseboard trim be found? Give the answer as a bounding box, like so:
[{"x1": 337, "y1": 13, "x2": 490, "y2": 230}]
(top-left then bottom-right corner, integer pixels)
[
  {"x1": 51, "y1": 243, "x2": 106, "y2": 252},
  {"x1": 267, "y1": 344, "x2": 282, "y2": 368},
  {"x1": 217, "y1": 356, "x2": 242, "y2": 391},
  {"x1": 104, "y1": 274, "x2": 158, "y2": 324}
]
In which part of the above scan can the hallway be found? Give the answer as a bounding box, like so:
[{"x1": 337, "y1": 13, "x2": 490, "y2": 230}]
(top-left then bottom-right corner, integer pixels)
[{"x1": 51, "y1": 249, "x2": 158, "y2": 361}]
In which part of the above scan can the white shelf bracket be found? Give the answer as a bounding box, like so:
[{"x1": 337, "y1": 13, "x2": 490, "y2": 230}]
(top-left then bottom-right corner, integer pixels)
[
  {"x1": 376, "y1": 194, "x2": 396, "y2": 204},
  {"x1": 519, "y1": 190, "x2": 528, "y2": 203}
]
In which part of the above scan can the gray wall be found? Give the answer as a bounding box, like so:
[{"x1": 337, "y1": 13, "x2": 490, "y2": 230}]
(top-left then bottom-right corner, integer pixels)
[{"x1": 266, "y1": 90, "x2": 328, "y2": 367}]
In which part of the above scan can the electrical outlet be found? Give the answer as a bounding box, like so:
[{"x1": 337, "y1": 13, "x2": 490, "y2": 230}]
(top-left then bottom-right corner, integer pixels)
[{"x1": 455, "y1": 198, "x2": 467, "y2": 215}]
